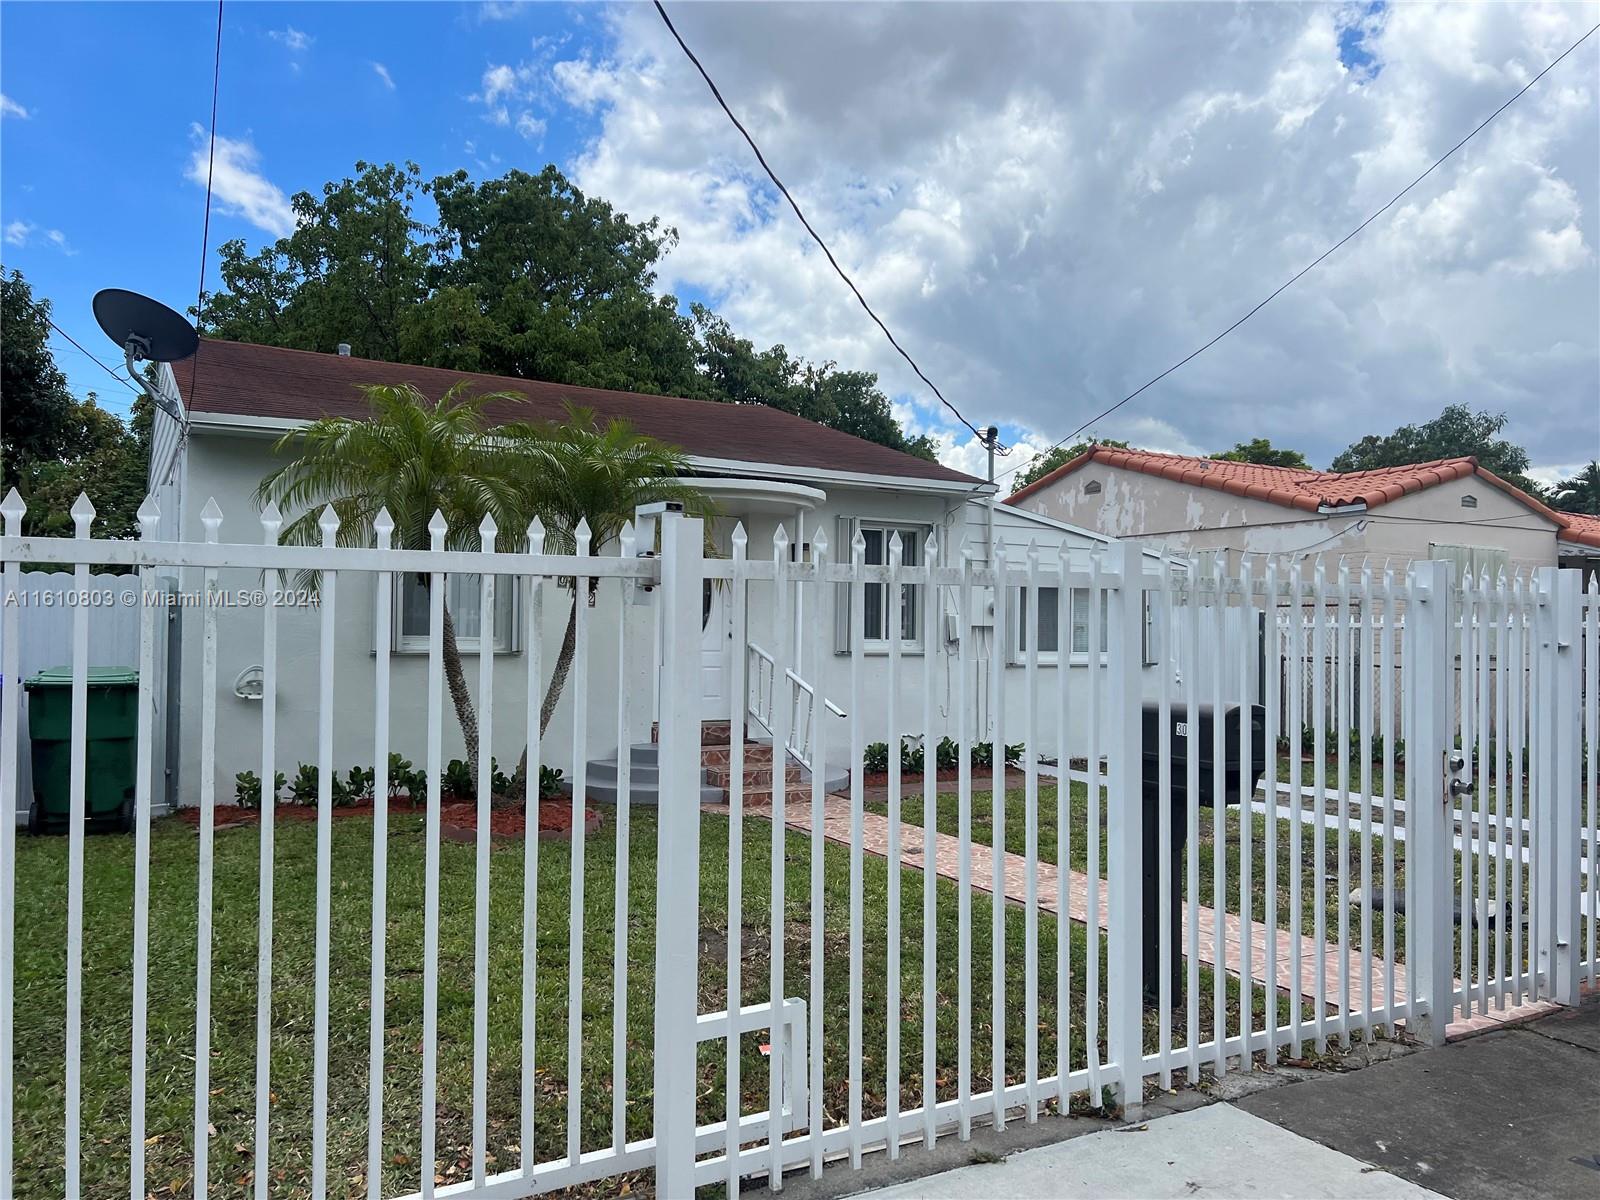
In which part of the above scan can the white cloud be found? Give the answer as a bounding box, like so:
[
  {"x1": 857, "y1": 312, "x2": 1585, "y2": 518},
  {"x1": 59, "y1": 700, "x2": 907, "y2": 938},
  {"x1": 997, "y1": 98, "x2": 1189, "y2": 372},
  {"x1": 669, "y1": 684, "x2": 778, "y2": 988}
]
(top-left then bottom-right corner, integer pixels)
[
  {"x1": 185, "y1": 127, "x2": 296, "y2": 238},
  {"x1": 372, "y1": 61, "x2": 396, "y2": 91},
  {"x1": 550, "y1": 2, "x2": 1598, "y2": 476},
  {"x1": 478, "y1": 1, "x2": 528, "y2": 20},
  {"x1": 268, "y1": 26, "x2": 312, "y2": 53},
  {"x1": 472, "y1": 39, "x2": 567, "y2": 134},
  {"x1": 3, "y1": 220, "x2": 72, "y2": 253},
  {"x1": 515, "y1": 111, "x2": 546, "y2": 142},
  {"x1": 1526, "y1": 461, "x2": 1587, "y2": 490},
  {"x1": 0, "y1": 93, "x2": 28, "y2": 119}
]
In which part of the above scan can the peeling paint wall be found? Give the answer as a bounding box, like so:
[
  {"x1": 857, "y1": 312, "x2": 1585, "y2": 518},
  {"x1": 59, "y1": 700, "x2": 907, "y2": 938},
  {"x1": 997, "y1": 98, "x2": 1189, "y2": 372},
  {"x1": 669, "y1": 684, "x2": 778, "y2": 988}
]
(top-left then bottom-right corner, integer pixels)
[{"x1": 1011, "y1": 464, "x2": 1563, "y2": 573}]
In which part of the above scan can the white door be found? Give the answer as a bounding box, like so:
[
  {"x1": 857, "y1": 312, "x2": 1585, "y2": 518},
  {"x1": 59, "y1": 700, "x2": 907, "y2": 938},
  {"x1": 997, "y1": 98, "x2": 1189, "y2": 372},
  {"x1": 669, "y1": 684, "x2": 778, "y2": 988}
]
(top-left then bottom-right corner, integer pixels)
[{"x1": 700, "y1": 580, "x2": 730, "y2": 719}]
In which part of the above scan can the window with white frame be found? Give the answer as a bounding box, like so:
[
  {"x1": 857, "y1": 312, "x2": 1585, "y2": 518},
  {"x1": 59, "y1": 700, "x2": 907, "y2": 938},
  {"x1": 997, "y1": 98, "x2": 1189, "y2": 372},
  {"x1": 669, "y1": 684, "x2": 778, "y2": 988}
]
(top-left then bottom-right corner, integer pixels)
[
  {"x1": 842, "y1": 522, "x2": 926, "y2": 648},
  {"x1": 1016, "y1": 586, "x2": 1062, "y2": 656},
  {"x1": 1070, "y1": 587, "x2": 1109, "y2": 656},
  {"x1": 1014, "y1": 585, "x2": 1108, "y2": 659},
  {"x1": 393, "y1": 572, "x2": 518, "y2": 653}
]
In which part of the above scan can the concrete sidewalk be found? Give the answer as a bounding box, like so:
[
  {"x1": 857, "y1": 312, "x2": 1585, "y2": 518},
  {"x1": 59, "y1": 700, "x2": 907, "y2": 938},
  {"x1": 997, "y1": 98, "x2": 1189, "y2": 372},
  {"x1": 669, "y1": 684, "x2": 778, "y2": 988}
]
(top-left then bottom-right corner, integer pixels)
[
  {"x1": 849, "y1": 1105, "x2": 1439, "y2": 1199},
  {"x1": 1237, "y1": 994, "x2": 1600, "y2": 1200},
  {"x1": 828, "y1": 996, "x2": 1597, "y2": 1200}
]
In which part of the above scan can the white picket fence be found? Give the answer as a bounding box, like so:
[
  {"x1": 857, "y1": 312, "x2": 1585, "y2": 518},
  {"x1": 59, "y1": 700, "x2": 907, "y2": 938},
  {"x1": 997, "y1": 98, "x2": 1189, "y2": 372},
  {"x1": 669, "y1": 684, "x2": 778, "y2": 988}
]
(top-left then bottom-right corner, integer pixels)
[{"x1": 0, "y1": 491, "x2": 1594, "y2": 1200}]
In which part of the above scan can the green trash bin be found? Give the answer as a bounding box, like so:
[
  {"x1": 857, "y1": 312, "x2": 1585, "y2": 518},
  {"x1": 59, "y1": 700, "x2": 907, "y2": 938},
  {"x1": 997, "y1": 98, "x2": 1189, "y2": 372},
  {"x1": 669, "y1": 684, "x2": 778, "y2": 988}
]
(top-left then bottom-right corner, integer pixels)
[{"x1": 23, "y1": 666, "x2": 140, "y2": 834}]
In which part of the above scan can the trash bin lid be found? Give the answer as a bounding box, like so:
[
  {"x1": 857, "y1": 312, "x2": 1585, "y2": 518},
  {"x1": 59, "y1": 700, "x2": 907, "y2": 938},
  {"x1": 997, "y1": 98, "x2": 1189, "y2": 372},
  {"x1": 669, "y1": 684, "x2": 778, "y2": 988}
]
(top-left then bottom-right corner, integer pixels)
[{"x1": 24, "y1": 666, "x2": 140, "y2": 688}]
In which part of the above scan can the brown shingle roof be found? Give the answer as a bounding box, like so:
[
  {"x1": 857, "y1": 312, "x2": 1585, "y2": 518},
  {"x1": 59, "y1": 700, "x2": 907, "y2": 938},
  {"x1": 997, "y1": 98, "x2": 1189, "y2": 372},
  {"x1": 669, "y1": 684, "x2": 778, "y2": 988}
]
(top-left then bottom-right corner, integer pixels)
[
  {"x1": 1005, "y1": 444, "x2": 1595, "y2": 541},
  {"x1": 172, "y1": 338, "x2": 981, "y2": 487}
]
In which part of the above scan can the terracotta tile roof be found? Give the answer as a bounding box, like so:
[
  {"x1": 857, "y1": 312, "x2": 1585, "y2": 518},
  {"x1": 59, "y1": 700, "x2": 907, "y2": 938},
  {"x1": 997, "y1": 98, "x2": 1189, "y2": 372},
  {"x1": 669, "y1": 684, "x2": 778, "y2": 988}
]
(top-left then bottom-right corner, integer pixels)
[
  {"x1": 1559, "y1": 511, "x2": 1600, "y2": 549},
  {"x1": 1005, "y1": 445, "x2": 1487, "y2": 511},
  {"x1": 171, "y1": 338, "x2": 982, "y2": 487},
  {"x1": 1006, "y1": 444, "x2": 1599, "y2": 543}
]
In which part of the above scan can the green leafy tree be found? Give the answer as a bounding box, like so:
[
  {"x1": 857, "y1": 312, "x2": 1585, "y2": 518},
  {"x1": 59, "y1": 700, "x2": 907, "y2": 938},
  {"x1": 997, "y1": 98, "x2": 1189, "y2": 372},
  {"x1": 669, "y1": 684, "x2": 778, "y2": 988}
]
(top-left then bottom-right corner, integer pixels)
[
  {"x1": 200, "y1": 159, "x2": 938, "y2": 460},
  {"x1": 1549, "y1": 461, "x2": 1600, "y2": 515},
  {"x1": 200, "y1": 161, "x2": 433, "y2": 359},
  {"x1": 1331, "y1": 405, "x2": 1541, "y2": 495},
  {"x1": 1212, "y1": 438, "x2": 1310, "y2": 469},
  {"x1": 419, "y1": 166, "x2": 700, "y2": 394},
  {"x1": 2, "y1": 272, "x2": 151, "y2": 538},
  {"x1": 2, "y1": 270, "x2": 75, "y2": 482},
  {"x1": 1010, "y1": 439, "x2": 1128, "y2": 494}
]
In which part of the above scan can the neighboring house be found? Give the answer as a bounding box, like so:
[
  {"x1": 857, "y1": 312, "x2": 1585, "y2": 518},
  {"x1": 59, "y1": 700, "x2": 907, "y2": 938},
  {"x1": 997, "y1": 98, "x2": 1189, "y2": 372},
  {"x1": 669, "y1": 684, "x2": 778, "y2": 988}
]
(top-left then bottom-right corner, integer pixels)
[
  {"x1": 141, "y1": 339, "x2": 1149, "y2": 808},
  {"x1": 1007, "y1": 445, "x2": 1600, "y2": 579}
]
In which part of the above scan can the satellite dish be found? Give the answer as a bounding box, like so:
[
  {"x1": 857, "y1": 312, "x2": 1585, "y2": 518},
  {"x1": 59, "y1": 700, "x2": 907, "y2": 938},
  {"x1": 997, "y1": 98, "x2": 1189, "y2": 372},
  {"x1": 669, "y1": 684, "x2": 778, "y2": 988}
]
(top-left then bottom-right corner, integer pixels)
[{"x1": 92, "y1": 288, "x2": 199, "y2": 364}]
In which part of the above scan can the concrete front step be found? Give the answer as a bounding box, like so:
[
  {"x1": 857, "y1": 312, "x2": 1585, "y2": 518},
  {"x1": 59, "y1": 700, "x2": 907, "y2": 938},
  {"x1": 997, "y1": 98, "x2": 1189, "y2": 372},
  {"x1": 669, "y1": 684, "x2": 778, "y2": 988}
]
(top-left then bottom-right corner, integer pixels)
[
  {"x1": 626, "y1": 740, "x2": 777, "y2": 768},
  {"x1": 577, "y1": 776, "x2": 728, "y2": 807}
]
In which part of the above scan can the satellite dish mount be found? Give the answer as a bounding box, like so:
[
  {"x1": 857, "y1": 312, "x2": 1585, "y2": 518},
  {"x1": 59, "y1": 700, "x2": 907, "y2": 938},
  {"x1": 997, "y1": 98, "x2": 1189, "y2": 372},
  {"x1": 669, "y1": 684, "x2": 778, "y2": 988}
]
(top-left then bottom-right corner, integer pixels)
[{"x1": 92, "y1": 288, "x2": 199, "y2": 421}]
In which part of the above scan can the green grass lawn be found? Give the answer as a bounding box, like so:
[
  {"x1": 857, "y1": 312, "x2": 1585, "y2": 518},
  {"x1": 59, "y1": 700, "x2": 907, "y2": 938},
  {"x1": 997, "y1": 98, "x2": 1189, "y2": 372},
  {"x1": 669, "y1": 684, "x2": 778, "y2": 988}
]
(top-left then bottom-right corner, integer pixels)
[{"x1": 12, "y1": 805, "x2": 1262, "y2": 1200}]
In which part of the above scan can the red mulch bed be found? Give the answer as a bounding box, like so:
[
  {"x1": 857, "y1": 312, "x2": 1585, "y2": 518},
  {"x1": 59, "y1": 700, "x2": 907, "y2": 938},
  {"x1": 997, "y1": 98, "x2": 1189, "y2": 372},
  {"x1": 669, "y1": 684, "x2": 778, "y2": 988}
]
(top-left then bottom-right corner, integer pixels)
[
  {"x1": 174, "y1": 796, "x2": 601, "y2": 840},
  {"x1": 858, "y1": 766, "x2": 1030, "y2": 790}
]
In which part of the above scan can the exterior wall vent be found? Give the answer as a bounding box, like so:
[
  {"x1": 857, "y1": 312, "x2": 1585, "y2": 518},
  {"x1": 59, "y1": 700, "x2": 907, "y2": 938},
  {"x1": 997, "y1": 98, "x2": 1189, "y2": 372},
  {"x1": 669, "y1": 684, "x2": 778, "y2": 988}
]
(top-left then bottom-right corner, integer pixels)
[
  {"x1": 1461, "y1": 494, "x2": 1478, "y2": 508},
  {"x1": 1085, "y1": 480, "x2": 1102, "y2": 495}
]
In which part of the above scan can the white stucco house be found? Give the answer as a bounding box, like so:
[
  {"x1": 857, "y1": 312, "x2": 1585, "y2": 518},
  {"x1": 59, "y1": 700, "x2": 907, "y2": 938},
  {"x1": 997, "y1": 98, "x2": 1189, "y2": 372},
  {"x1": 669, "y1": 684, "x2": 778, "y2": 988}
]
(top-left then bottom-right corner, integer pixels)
[
  {"x1": 1006, "y1": 444, "x2": 1600, "y2": 579},
  {"x1": 142, "y1": 339, "x2": 1152, "y2": 808}
]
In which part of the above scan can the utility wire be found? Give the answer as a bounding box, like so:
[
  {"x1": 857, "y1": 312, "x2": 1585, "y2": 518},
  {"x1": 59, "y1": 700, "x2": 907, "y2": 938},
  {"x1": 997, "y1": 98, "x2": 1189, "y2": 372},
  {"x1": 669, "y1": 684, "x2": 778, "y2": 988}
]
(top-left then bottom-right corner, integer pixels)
[
  {"x1": 158, "y1": 0, "x2": 224, "y2": 489},
  {"x1": 195, "y1": 0, "x2": 223, "y2": 333},
  {"x1": 653, "y1": 0, "x2": 994, "y2": 448},
  {"x1": 997, "y1": 20, "x2": 1600, "y2": 490},
  {"x1": 46, "y1": 317, "x2": 142, "y2": 397}
]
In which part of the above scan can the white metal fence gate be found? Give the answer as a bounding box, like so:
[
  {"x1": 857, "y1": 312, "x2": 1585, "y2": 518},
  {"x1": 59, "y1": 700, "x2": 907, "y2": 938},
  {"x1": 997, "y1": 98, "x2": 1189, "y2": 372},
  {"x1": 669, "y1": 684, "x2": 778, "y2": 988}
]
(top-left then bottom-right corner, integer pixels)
[{"x1": 0, "y1": 491, "x2": 1593, "y2": 1200}]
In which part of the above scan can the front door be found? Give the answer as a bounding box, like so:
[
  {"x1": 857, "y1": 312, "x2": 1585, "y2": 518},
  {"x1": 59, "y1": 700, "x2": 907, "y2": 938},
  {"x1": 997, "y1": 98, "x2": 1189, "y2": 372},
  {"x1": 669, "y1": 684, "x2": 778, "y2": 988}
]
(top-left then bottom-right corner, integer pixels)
[{"x1": 700, "y1": 579, "x2": 730, "y2": 719}]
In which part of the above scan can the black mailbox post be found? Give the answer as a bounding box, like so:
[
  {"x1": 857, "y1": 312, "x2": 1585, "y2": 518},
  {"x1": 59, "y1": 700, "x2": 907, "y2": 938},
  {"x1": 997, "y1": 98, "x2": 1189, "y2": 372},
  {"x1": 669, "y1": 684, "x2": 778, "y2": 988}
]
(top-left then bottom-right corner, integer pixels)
[{"x1": 1139, "y1": 702, "x2": 1266, "y2": 1005}]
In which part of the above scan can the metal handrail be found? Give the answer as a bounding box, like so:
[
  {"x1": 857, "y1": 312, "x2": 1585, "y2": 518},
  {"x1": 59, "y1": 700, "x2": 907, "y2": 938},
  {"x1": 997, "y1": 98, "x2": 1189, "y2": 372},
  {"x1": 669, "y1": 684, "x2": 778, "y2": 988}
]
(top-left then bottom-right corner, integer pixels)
[{"x1": 746, "y1": 641, "x2": 845, "y2": 769}]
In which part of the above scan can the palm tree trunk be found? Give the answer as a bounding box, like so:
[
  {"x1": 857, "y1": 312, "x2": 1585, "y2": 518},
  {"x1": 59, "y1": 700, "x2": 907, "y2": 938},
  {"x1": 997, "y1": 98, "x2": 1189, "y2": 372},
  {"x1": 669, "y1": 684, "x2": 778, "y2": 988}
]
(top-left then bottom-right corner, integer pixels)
[
  {"x1": 514, "y1": 590, "x2": 579, "y2": 799},
  {"x1": 441, "y1": 602, "x2": 479, "y2": 787},
  {"x1": 541, "y1": 592, "x2": 580, "y2": 735}
]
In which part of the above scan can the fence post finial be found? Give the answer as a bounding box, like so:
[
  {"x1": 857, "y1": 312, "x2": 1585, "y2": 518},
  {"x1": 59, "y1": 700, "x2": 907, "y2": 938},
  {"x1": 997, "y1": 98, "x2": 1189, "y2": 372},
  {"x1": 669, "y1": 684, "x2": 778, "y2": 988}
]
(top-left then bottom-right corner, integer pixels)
[
  {"x1": 200, "y1": 497, "x2": 223, "y2": 542},
  {"x1": 373, "y1": 507, "x2": 395, "y2": 550},
  {"x1": 71, "y1": 492, "x2": 95, "y2": 538},
  {"x1": 136, "y1": 495, "x2": 162, "y2": 541},
  {"x1": 260, "y1": 500, "x2": 283, "y2": 545}
]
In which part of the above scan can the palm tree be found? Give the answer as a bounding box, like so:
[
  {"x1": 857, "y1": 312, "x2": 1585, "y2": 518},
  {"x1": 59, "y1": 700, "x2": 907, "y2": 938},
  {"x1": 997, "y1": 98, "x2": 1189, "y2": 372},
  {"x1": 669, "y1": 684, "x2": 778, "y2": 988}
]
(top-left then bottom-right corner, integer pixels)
[
  {"x1": 497, "y1": 406, "x2": 706, "y2": 791},
  {"x1": 256, "y1": 384, "x2": 703, "y2": 795},
  {"x1": 256, "y1": 382, "x2": 541, "y2": 773},
  {"x1": 1551, "y1": 461, "x2": 1600, "y2": 516}
]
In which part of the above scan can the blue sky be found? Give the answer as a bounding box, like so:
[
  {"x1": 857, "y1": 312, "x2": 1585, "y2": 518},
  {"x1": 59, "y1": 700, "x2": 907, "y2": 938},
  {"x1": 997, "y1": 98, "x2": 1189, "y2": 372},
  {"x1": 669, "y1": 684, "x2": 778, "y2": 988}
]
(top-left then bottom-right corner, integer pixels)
[
  {"x1": 3, "y1": 2, "x2": 1594, "y2": 481},
  {"x1": 1, "y1": 1, "x2": 620, "y2": 418}
]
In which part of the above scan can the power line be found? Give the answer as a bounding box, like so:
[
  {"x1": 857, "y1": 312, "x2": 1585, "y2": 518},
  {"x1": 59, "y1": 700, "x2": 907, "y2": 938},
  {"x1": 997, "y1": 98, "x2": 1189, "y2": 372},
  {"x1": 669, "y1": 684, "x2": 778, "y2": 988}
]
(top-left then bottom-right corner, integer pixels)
[
  {"x1": 195, "y1": 0, "x2": 223, "y2": 330},
  {"x1": 159, "y1": 0, "x2": 224, "y2": 490},
  {"x1": 46, "y1": 317, "x2": 142, "y2": 397},
  {"x1": 652, "y1": 0, "x2": 994, "y2": 448},
  {"x1": 997, "y1": 20, "x2": 1600, "y2": 490}
]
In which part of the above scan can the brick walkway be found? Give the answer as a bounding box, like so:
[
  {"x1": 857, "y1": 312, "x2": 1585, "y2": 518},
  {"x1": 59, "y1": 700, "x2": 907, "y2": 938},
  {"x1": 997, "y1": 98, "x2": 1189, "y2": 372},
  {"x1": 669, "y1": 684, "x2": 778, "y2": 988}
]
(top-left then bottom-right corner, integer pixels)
[{"x1": 707, "y1": 791, "x2": 1560, "y2": 1042}]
